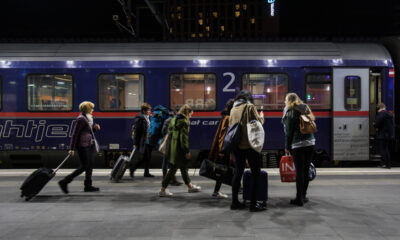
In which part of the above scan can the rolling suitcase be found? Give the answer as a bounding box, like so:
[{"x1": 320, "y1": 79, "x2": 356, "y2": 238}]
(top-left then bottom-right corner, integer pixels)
[
  {"x1": 20, "y1": 154, "x2": 71, "y2": 201},
  {"x1": 242, "y1": 170, "x2": 268, "y2": 204},
  {"x1": 110, "y1": 149, "x2": 135, "y2": 182}
]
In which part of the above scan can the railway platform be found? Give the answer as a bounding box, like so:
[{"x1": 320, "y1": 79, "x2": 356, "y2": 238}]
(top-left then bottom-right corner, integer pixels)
[{"x1": 0, "y1": 168, "x2": 400, "y2": 240}]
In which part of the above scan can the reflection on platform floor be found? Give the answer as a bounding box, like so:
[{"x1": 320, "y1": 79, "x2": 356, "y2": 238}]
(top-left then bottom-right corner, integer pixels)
[{"x1": 0, "y1": 168, "x2": 399, "y2": 240}]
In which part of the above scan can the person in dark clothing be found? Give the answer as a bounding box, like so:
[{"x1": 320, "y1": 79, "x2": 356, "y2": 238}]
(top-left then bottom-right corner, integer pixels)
[
  {"x1": 229, "y1": 90, "x2": 265, "y2": 212},
  {"x1": 374, "y1": 102, "x2": 394, "y2": 169},
  {"x1": 282, "y1": 93, "x2": 315, "y2": 206},
  {"x1": 208, "y1": 99, "x2": 234, "y2": 199},
  {"x1": 58, "y1": 101, "x2": 101, "y2": 193},
  {"x1": 130, "y1": 102, "x2": 154, "y2": 178}
]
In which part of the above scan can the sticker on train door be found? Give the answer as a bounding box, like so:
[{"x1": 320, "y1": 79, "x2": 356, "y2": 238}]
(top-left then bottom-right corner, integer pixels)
[{"x1": 332, "y1": 68, "x2": 369, "y2": 161}]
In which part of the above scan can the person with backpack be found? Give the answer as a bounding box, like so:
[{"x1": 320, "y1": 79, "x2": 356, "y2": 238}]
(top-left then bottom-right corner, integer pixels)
[
  {"x1": 159, "y1": 104, "x2": 201, "y2": 197},
  {"x1": 282, "y1": 92, "x2": 315, "y2": 206},
  {"x1": 161, "y1": 108, "x2": 183, "y2": 186},
  {"x1": 208, "y1": 99, "x2": 234, "y2": 199},
  {"x1": 374, "y1": 102, "x2": 394, "y2": 169},
  {"x1": 229, "y1": 90, "x2": 265, "y2": 212},
  {"x1": 130, "y1": 102, "x2": 154, "y2": 178}
]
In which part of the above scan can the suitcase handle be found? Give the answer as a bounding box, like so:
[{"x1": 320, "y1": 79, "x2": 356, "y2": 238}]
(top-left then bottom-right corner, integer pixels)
[
  {"x1": 127, "y1": 148, "x2": 136, "y2": 162},
  {"x1": 54, "y1": 153, "x2": 72, "y2": 173}
]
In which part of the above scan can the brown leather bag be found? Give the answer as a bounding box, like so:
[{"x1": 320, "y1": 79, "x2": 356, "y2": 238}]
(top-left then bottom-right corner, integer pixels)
[{"x1": 299, "y1": 113, "x2": 317, "y2": 134}]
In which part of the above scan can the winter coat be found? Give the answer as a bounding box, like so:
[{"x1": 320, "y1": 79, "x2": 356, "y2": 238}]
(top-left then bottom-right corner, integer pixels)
[
  {"x1": 374, "y1": 110, "x2": 394, "y2": 140},
  {"x1": 229, "y1": 101, "x2": 264, "y2": 150},
  {"x1": 132, "y1": 113, "x2": 149, "y2": 154},
  {"x1": 70, "y1": 114, "x2": 96, "y2": 150},
  {"x1": 168, "y1": 114, "x2": 190, "y2": 167},
  {"x1": 283, "y1": 104, "x2": 315, "y2": 150},
  {"x1": 209, "y1": 114, "x2": 230, "y2": 163},
  {"x1": 161, "y1": 117, "x2": 172, "y2": 137}
]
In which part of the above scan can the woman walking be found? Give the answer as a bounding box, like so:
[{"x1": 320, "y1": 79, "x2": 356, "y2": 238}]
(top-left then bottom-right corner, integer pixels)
[
  {"x1": 159, "y1": 104, "x2": 201, "y2": 197},
  {"x1": 208, "y1": 99, "x2": 234, "y2": 199},
  {"x1": 58, "y1": 101, "x2": 101, "y2": 193},
  {"x1": 282, "y1": 93, "x2": 315, "y2": 206},
  {"x1": 229, "y1": 90, "x2": 265, "y2": 212}
]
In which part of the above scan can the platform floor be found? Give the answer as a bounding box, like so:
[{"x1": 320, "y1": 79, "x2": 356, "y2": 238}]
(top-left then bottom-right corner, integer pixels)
[{"x1": 1, "y1": 168, "x2": 400, "y2": 240}]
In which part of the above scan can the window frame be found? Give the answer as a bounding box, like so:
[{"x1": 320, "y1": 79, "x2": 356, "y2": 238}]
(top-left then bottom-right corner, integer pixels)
[
  {"x1": 344, "y1": 75, "x2": 362, "y2": 111},
  {"x1": 97, "y1": 73, "x2": 146, "y2": 112},
  {"x1": 241, "y1": 72, "x2": 290, "y2": 111},
  {"x1": 26, "y1": 73, "x2": 74, "y2": 112},
  {"x1": 304, "y1": 73, "x2": 333, "y2": 111},
  {"x1": 168, "y1": 72, "x2": 218, "y2": 112}
]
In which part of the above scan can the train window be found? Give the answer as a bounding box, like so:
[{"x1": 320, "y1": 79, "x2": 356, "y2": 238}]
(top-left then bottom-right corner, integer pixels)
[
  {"x1": 98, "y1": 74, "x2": 144, "y2": 111},
  {"x1": 170, "y1": 73, "x2": 216, "y2": 111},
  {"x1": 242, "y1": 73, "x2": 288, "y2": 110},
  {"x1": 344, "y1": 76, "x2": 361, "y2": 111},
  {"x1": 27, "y1": 74, "x2": 73, "y2": 111},
  {"x1": 306, "y1": 74, "x2": 332, "y2": 110}
]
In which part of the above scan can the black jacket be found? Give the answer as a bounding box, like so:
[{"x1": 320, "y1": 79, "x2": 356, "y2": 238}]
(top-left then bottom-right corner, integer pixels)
[
  {"x1": 132, "y1": 113, "x2": 149, "y2": 153},
  {"x1": 374, "y1": 110, "x2": 394, "y2": 140}
]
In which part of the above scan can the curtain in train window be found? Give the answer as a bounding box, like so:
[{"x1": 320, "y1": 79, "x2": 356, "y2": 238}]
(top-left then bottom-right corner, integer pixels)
[
  {"x1": 27, "y1": 74, "x2": 73, "y2": 111},
  {"x1": 306, "y1": 74, "x2": 332, "y2": 110},
  {"x1": 98, "y1": 74, "x2": 144, "y2": 111},
  {"x1": 242, "y1": 73, "x2": 288, "y2": 110},
  {"x1": 344, "y1": 76, "x2": 361, "y2": 111},
  {"x1": 170, "y1": 73, "x2": 216, "y2": 111}
]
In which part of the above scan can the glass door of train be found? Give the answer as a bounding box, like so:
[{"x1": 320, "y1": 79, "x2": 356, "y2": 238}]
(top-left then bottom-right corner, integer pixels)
[{"x1": 332, "y1": 68, "x2": 369, "y2": 161}]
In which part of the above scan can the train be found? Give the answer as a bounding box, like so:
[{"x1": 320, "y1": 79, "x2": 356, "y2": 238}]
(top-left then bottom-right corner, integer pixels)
[{"x1": 0, "y1": 42, "x2": 397, "y2": 168}]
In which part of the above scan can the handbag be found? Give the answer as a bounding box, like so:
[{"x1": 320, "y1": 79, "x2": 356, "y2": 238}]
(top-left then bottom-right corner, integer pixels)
[
  {"x1": 158, "y1": 133, "x2": 171, "y2": 155},
  {"x1": 299, "y1": 106, "x2": 317, "y2": 134},
  {"x1": 246, "y1": 109, "x2": 265, "y2": 152},
  {"x1": 222, "y1": 105, "x2": 247, "y2": 153},
  {"x1": 279, "y1": 154, "x2": 296, "y2": 182},
  {"x1": 199, "y1": 159, "x2": 234, "y2": 186}
]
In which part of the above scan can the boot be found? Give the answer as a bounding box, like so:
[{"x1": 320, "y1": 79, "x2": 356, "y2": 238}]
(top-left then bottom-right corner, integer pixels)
[
  {"x1": 84, "y1": 180, "x2": 99, "y2": 192},
  {"x1": 58, "y1": 179, "x2": 69, "y2": 194}
]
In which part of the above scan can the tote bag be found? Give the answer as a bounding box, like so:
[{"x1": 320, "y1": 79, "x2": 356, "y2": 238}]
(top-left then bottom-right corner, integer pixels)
[{"x1": 222, "y1": 105, "x2": 247, "y2": 153}]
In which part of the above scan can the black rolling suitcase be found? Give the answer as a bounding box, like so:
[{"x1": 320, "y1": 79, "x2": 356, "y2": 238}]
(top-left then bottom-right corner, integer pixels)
[
  {"x1": 110, "y1": 149, "x2": 135, "y2": 182},
  {"x1": 242, "y1": 170, "x2": 268, "y2": 205},
  {"x1": 20, "y1": 154, "x2": 71, "y2": 201}
]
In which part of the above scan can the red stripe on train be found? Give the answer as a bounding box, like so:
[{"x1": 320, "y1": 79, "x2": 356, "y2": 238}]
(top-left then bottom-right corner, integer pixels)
[{"x1": 0, "y1": 111, "x2": 368, "y2": 118}]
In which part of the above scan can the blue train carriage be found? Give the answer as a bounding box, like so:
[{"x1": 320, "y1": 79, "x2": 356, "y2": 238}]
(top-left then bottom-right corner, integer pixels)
[{"x1": 0, "y1": 43, "x2": 394, "y2": 168}]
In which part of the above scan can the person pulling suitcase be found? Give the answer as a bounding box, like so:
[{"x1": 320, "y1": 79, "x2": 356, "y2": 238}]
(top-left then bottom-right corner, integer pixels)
[{"x1": 58, "y1": 101, "x2": 101, "y2": 194}]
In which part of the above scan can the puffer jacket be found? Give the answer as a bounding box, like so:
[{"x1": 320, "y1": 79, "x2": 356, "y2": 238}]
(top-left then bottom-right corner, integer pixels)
[
  {"x1": 70, "y1": 114, "x2": 96, "y2": 150},
  {"x1": 283, "y1": 104, "x2": 315, "y2": 150},
  {"x1": 168, "y1": 114, "x2": 190, "y2": 167}
]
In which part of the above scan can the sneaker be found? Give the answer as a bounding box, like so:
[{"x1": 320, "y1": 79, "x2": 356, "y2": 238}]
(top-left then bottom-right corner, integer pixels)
[
  {"x1": 249, "y1": 202, "x2": 266, "y2": 212},
  {"x1": 84, "y1": 186, "x2": 100, "y2": 192},
  {"x1": 212, "y1": 192, "x2": 228, "y2": 199},
  {"x1": 188, "y1": 185, "x2": 201, "y2": 193},
  {"x1": 159, "y1": 190, "x2": 173, "y2": 197},
  {"x1": 58, "y1": 180, "x2": 68, "y2": 194}
]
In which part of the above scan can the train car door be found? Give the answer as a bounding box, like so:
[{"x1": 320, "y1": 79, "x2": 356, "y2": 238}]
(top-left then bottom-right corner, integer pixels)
[{"x1": 332, "y1": 68, "x2": 369, "y2": 161}]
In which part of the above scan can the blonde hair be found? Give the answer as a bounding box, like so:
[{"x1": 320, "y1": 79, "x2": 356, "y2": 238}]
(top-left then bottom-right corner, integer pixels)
[
  {"x1": 285, "y1": 93, "x2": 315, "y2": 120},
  {"x1": 141, "y1": 102, "x2": 151, "y2": 114},
  {"x1": 79, "y1": 101, "x2": 95, "y2": 114},
  {"x1": 178, "y1": 104, "x2": 193, "y2": 120},
  {"x1": 285, "y1": 93, "x2": 303, "y2": 109}
]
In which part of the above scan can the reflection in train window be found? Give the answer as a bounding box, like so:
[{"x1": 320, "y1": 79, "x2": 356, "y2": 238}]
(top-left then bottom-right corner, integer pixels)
[
  {"x1": 242, "y1": 73, "x2": 288, "y2": 110},
  {"x1": 344, "y1": 76, "x2": 361, "y2": 111},
  {"x1": 306, "y1": 74, "x2": 332, "y2": 110},
  {"x1": 98, "y1": 74, "x2": 144, "y2": 111},
  {"x1": 170, "y1": 73, "x2": 216, "y2": 111},
  {"x1": 27, "y1": 74, "x2": 73, "y2": 111}
]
